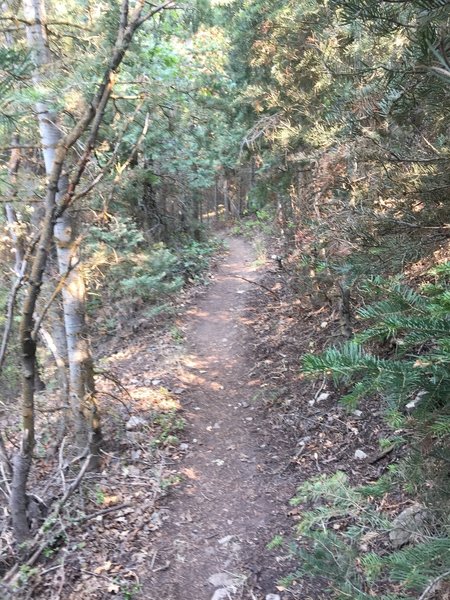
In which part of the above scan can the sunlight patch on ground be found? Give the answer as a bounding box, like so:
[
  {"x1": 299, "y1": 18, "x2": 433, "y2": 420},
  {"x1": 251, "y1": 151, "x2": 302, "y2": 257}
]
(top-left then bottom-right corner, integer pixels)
[
  {"x1": 103, "y1": 346, "x2": 142, "y2": 363},
  {"x1": 129, "y1": 386, "x2": 181, "y2": 412},
  {"x1": 182, "y1": 467, "x2": 198, "y2": 480}
]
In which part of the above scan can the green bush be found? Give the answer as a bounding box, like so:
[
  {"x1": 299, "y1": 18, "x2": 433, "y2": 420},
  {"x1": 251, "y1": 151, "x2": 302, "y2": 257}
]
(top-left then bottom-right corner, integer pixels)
[
  {"x1": 174, "y1": 238, "x2": 222, "y2": 282},
  {"x1": 119, "y1": 244, "x2": 183, "y2": 301},
  {"x1": 287, "y1": 472, "x2": 450, "y2": 599},
  {"x1": 303, "y1": 270, "x2": 450, "y2": 452},
  {"x1": 295, "y1": 265, "x2": 450, "y2": 597},
  {"x1": 86, "y1": 218, "x2": 222, "y2": 310},
  {"x1": 231, "y1": 205, "x2": 275, "y2": 238}
]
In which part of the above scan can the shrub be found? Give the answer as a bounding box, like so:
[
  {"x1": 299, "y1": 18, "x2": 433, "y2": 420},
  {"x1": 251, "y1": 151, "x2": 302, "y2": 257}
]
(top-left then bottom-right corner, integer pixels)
[
  {"x1": 296, "y1": 265, "x2": 450, "y2": 597},
  {"x1": 287, "y1": 471, "x2": 450, "y2": 599},
  {"x1": 86, "y1": 217, "x2": 222, "y2": 315}
]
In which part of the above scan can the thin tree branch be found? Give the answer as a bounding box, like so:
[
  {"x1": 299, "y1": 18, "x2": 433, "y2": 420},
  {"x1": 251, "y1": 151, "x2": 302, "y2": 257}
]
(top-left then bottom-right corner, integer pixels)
[
  {"x1": 72, "y1": 100, "x2": 147, "y2": 202},
  {"x1": 74, "y1": 503, "x2": 131, "y2": 524},
  {"x1": 0, "y1": 16, "x2": 92, "y2": 30},
  {"x1": 418, "y1": 570, "x2": 450, "y2": 600},
  {"x1": 138, "y1": 0, "x2": 178, "y2": 26},
  {"x1": 0, "y1": 431, "x2": 13, "y2": 482},
  {"x1": 0, "y1": 260, "x2": 27, "y2": 372},
  {"x1": 31, "y1": 239, "x2": 82, "y2": 340},
  {"x1": 230, "y1": 274, "x2": 280, "y2": 297},
  {"x1": 3, "y1": 452, "x2": 93, "y2": 586}
]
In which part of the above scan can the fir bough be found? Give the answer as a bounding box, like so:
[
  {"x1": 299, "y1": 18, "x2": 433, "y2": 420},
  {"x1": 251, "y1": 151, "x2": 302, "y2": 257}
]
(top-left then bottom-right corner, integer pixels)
[
  {"x1": 288, "y1": 471, "x2": 450, "y2": 598},
  {"x1": 296, "y1": 267, "x2": 450, "y2": 597}
]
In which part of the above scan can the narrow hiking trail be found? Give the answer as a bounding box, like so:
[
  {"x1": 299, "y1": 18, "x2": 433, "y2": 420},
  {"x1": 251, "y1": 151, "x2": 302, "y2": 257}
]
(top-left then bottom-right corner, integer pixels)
[{"x1": 142, "y1": 237, "x2": 289, "y2": 600}]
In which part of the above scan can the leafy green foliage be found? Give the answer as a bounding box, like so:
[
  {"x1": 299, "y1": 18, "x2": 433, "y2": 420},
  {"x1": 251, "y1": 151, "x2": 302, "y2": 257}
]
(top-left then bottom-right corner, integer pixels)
[
  {"x1": 297, "y1": 267, "x2": 450, "y2": 596},
  {"x1": 119, "y1": 244, "x2": 183, "y2": 302},
  {"x1": 86, "y1": 217, "x2": 221, "y2": 319},
  {"x1": 175, "y1": 238, "x2": 223, "y2": 282},
  {"x1": 231, "y1": 206, "x2": 275, "y2": 238},
  {"x1": 303, "y1": 270, "x2": 450, "y2": 420},
  {"x1": 287, "y1": 471, "x2": 450, "y2": 599}
]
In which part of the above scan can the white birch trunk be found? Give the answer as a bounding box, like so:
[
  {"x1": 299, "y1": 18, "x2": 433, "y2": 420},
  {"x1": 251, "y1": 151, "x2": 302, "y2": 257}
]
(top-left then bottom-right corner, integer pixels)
[
  {"x1": 23, "y1": 0, "x2": 101, "y2": 459},
  {"x1": 10, "y1": 0, "x2": 167, "y2": 543},
  {"x1": 5, "y1": 136, "x2": 25, "y2": 275}
]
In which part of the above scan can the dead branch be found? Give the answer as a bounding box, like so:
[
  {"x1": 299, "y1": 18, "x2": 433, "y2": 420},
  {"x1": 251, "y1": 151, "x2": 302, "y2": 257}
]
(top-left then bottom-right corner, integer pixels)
[
  {"x1": 0, "y1": 431, "x2": 12, "y2": 490},
  {"x1": 96, "y1": 390, "x2": 133, "y2": 415},
  {"x1": 3, "y1": 453, "x2": 92, "y2": 586},
  {"x1": 74, "y1": 503, "x2": 130, "y2": 524},
  {"x1": 95, "y1": 369, "x2": 135, "y2": 404},
  {"x1": 418, "y1": 570, "x2": 450, "y2": 600},
  {"x1": 368, "y1": 444, "x2": 398, "y2": 465},
  {"x1": 230, "y1": 274, "x2": 280, "y2": 297},
  {"x1": 240, "y1": 112, "x2": 283, "y2": 153},
  {"x1": 0, "y1": 260, "x2": 27, "y2": 372},
  {"x1": 337, "y1": 281, "x2": 352, "y2": 339},
  {"x1": 58, "y1": 438, "x2": 67, "y2": 494}
]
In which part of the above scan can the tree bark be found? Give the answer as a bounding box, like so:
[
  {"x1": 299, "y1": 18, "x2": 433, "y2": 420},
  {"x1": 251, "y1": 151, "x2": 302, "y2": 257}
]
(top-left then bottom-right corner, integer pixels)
[
  {"x1": 5, "y1": 135, "x2": 25, "y2": 276},
  {"x1": 22, "y1": 0, "x2": 101, "y2": 460},
  {"x1": 11, "y1": 0, "x2": 174, "y2": 543}
]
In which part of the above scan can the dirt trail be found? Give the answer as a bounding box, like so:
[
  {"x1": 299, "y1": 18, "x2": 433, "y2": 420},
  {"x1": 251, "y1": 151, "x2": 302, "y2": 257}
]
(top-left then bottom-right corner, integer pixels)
[{"x1": 143, "y1": 237, "x2": 283, "y2": 600}]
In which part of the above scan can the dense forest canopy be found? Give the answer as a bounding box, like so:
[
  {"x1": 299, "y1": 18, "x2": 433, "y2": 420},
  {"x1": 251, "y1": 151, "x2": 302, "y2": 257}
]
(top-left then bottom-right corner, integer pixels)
[{"x1": 0, "y1": 0, "x2": 449, "y2": 597}]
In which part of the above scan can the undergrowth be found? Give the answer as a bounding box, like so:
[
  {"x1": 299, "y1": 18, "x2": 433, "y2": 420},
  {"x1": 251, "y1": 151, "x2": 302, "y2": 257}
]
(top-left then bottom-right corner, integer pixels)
[
  {"x1": 86, "y1": 216, "x2": 223, "y2": 325},
  {"x1": 289, "y1": 263, "x2": 450, "y2": 598},
  {"x1": 286, "y1": 471, "x2": 449, "y2": 599},
  {"x1": 231, "y1": 206, "x2": 275, "y2": 239}
]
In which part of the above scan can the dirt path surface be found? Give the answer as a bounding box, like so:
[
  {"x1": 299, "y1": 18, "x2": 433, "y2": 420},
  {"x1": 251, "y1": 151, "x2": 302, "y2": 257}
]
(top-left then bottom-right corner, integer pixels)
[{"x1": 142, "y1": 237, "x2": 287, "y2": 600}]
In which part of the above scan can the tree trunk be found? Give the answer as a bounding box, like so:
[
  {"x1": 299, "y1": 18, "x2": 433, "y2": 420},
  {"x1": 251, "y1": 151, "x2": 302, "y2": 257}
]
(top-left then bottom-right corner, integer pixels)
[
  {"x1": 54, "y1": 213, "x2": 101, "y2": 460},
  {"x1": 214, "y1": 178, "x2": 219, "y2": 220},
  {"x1": 23, "y1": 0, "x2": 101, "y2": 460},
  {"x1": 5, "y1": 135, "x2": 25, "y2": 276},
  {"x1": 44, "y1": 250, "x2": 69, "y2": 404},
  {"x1": 223, "y1": 178, "x2": 230, "y2": 215},
  {"x1": 10, "y1": 0, "x2": 173, "y2": 543},
  {"x1": 10, "y1": 454, "x2": 32, "y2": 546}
]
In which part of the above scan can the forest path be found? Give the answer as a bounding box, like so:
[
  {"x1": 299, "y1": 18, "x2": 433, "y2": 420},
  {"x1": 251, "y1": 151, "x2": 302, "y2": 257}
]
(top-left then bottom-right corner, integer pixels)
[{"x1": 142, "y1": 237, "x2": 282, "y2": 600}]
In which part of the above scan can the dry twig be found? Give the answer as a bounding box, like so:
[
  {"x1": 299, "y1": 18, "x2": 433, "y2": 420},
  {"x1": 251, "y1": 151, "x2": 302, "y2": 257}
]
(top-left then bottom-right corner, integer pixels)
[
  {"x1": 3, "y1": 454, "x2": 92, "y2": 586},
  {"x1": 230, "y1": 274, "x2": 280, "y2": 297},
  {"x1": 418, "y1": 570, "x2": 450, "y2": 600}
]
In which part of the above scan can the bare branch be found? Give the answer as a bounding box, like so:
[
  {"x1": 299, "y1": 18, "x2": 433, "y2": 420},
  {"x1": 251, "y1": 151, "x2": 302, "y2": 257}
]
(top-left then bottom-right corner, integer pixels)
[
  {"x1": 31, "y1": 238, "x2": 82, "y2": 340},
  {"x1": 138, "y1": 0, "x2": 178, "y2": 26},
  {"x1": 3, "y1": 452, "x2": 93, "y2": 586},
  {"x1": 418, "y1": 570, "x2": 450, "y2": 600},
  {"x1": 0, "y1": 15, "x2": 92, "y2": 30},
  {"x1": 0, "y1": 431, "x2": 12, "y2": 483},
  {"x1": 0, "y1": 260, "x2": 27, "y2": 372},
  {"x1": 72, "y1": 100, "x2": 147, "y2": 202},
  {"x1": 230, "y1": 274, "x2": 280, "y2": 297}
]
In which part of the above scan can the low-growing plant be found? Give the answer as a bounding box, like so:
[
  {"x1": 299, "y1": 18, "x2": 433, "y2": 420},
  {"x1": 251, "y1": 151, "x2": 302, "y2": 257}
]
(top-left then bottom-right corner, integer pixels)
[
  {"x1": 286, "y1": 471, "x2": 450, "y2": 599},
  {"x1": 151, "y1": 412, "x2": 185, "y2": 447},
  {"x1": 160, "y1": 474, "x2": 182, "y2": 490},
  {"x1": 267, "y1": 534, "x2": 284, "y2": 550},
  {"x1": 122, "y1": 583, "x2": 142, "y2": 600},
  {"x1": 231, "y1": 205, "x2": 276, "y2": 238},
  {"x1": 86, "y1": 219, "x2": 223, "y2": 318},
  {"x1": 175, "y1": 238, "x2": 223, "y2": 282},
  {"x1": 303, "y1": 271, "x2": 450, "y2": 503},
  {"x1": 170, "y1": 325, "x2": 184, "y2": 343},
  {"x1": 295, "y1": 265, "x2": 450, "y2": 597}
]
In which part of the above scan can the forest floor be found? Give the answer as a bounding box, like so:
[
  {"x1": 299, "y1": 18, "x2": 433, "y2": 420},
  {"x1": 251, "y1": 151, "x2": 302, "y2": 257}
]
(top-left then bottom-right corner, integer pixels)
[{"x1": 10, "y1": 232, "x2": 399, "y2": 599}]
